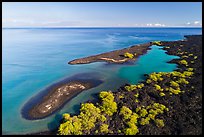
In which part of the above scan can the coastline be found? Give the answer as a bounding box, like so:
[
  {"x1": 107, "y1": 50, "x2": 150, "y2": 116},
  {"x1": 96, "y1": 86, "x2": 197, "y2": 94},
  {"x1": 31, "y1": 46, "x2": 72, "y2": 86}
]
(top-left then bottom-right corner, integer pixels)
[
  {"x1": 62, "y1": 35, "x2": 202, "y2": 135},
  {"x1": 26, "y1": 35, "x2": 202, "y2": 135}
]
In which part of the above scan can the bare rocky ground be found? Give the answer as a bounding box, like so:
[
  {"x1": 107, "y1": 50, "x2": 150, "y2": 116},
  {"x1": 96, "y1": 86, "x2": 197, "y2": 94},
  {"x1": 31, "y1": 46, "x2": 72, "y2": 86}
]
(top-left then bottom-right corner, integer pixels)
[
  {"x1": 106, "y1": 35, "x2": 202, "y2": 135},
  {"x1": 68, "y1": 42, "x2": 151, "y2": 64}
]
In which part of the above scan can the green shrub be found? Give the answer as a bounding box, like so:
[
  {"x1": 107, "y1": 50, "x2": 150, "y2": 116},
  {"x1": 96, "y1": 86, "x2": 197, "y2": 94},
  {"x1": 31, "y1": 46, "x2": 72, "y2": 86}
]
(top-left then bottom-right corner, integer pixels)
[
  {"x1": 100, "y1": 124, "x2": 109, "y2": 133},
  {"x1": 134, "y1": 93, "x2": 139, "y2": 98},
  {"x1": 58, "y1": 116, "x2": 82, "y2": 135},
  {"x1": 170, "y1": 81, "x2": 179, "y2": 88},
  {"x1": 119, "y1": 106, "x2": 132, "y2": 119},
  {"x1": 152, "y1": 41, "x2": 162, "y2": 45},
  {"x1": 125, "y1": 85, "x2": 137, "y2": 91},
  {"x1": 98, "y1": 115, "x2": 107, "y2": 122},
  {"x1": 169, "y1": 87, "x2": 181, "y2": 94},
  {"x1": 159, "y1": 92, "x2": 165, "y2": 96},
  {"x1": 63, "y1": 113, "x2": 71, "y2": 121},
  {"x1": 129, "y1": 113, "x2": 139, "y2": 124},
  {"x1": 149, "y1": 72, "x2": 164, "y2": 82},
  {"x1": 79, "y1": 103, "x2": 101, "y2": 131},
  {"x1": 154, "y1": 84, "x2": 163, "y2": 92},
  {"x1": 182, "y1": 55, "x2": 188, "y2": 58},
  {"x1": 155, "y1": 119, "x2": 164, "y2": 127},
  {"x1": 137, "y1": 83, "x2": 144, "y2": 89},
  {"x1": 119, "y1": 95, "x2": 124, "y2": 99},
  {"x1": 125, "y1": 83, "x2": 144, "y2": 92},
  {"x1": 99, "y1": 91, "x2": 117, "y2": 116},
  {"x1": 124, "y1": 124, "x2": 139, "y2": 135},
  {"x1": 179, "y1": 60, "x2": 188, "y2": 66},
  {"x1": 149, "y1": 73, "x2": 158, "y2": 81},
  {"x1": 139, "y1": 108, "x2": 148, "y2": 117},
  {"x1": 119, "y1": 106, "x2": 132, "y2": 120},
  {"x1": 187, "y1": 68, "x2": 194, "y2": 72},
  {"x1": 146, "y1": 79, "x2": 152, "y2": 84},
  {"x1": 140, "y1": 117, "x2": 150, "y2": 125},
  {"x1": 176, "y1": 78, "x2": 189, "y2": 84},
  {"x1": 124, "y1": 52, "x2": 134, "y2": 59},
  {"x1": 183, "y1": 71, "x2": 194, "y2": 77}
]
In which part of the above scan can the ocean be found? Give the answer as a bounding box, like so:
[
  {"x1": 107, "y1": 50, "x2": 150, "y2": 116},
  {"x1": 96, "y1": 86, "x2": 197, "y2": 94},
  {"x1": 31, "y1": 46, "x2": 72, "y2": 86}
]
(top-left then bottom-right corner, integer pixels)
[{"x1": 2, "y1": 27, "x2": 202, "y2": 134}]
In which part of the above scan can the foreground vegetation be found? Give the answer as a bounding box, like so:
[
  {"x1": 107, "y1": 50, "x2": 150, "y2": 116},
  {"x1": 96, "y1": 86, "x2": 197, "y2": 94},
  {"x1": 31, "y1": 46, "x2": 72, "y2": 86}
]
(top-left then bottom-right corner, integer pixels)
[{"x1": 57, "y1": 69, "x2": 194, "y2": 135}]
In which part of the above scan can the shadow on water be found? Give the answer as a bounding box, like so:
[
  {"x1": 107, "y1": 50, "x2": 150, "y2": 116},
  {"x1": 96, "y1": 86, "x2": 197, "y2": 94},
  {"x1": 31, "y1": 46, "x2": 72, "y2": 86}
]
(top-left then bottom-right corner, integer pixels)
[
  {"x1": 101, "y1": 60, "x2": 136, "y2": 67},
  {"x1": 47, "y1": 113, "x2": 62, "y2": 132},
  {"x1": 72, "y1": 104, "x2": 81, "y2": 115},
  {"x1": 47, "y1": 105, "x2": 82, "y2": 133},
  {"x1": 71, "y1": 93, "x2": 99, "y2": 115}
]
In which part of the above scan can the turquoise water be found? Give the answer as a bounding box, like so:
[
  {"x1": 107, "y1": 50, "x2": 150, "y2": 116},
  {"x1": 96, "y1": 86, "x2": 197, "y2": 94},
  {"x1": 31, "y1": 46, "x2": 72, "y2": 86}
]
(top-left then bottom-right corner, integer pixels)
[
  {"x1": 119, "y1": 45, "x2": 180, "y2": 84},
  {"x1": 2, "y1": 28, "x2": 201, "y2": 134}
]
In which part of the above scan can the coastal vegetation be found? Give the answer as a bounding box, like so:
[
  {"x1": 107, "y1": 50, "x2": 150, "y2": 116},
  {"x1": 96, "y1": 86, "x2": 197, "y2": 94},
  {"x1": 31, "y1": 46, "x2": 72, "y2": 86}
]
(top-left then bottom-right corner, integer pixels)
[
  {"x1": 58, "y1": 91, "x2": 118, "y2": 135},
  {"x1": 124, "y1": 52, "x2": 134, "y2": 59},
  {"x1": 57, "y1": 68, "x2": 196, "y2": 134},
  {"x1": 57, "y1": 35, "x2": 201, "y2": 135},
  {"x1": 152, "y1": 41, "x2": 162, "y2": 45},
  {"x1": 179, "y1": 59, "x2": 188, "y2": 66}
]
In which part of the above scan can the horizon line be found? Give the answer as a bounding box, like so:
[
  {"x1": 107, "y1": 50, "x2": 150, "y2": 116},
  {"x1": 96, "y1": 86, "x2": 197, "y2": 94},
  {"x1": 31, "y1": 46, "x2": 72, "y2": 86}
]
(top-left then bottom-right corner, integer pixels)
[{"x1": 2, "y1": 26, "x2": 202, "y2": 29}]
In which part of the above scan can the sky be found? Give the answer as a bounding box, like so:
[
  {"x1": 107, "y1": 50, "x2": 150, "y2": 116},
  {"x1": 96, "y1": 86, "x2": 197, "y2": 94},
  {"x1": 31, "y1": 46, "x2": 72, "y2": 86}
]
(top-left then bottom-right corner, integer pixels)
[{"x1": 2, "y1": 2, "x2": 202, "y2": 28}]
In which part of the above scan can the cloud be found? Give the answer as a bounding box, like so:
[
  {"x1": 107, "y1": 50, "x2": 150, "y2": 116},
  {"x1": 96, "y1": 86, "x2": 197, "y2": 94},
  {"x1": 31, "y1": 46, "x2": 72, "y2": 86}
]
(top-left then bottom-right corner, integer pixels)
[
  {"x1": 194, "y1": 21, "x2": 200, "y2": 25},
  {"x1": 146, "y1": 23, "x2": 152, "y2": 26},
  {"x1": 145, "y1": 23, "x2": 166, "y2": 27},
  {"x1": 182, "y1": 21, "x2": 202, "y2": 27},
  {"x1": 154, "y1": 23, "x2": 165, "y2": 27}
]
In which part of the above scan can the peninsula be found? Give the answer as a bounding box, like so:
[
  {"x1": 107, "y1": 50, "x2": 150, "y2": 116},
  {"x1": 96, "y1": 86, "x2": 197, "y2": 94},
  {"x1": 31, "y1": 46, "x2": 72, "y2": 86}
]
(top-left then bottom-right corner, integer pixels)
[{"x1": 68, "y1": 42, "x2": 152, "y2": 64}]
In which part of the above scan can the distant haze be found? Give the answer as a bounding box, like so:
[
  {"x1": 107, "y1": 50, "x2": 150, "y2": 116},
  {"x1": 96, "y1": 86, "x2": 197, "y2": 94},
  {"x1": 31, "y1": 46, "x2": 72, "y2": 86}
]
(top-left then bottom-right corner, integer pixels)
[{"x1": 2, "y1": 2, "x2": 202, "y2": 28}]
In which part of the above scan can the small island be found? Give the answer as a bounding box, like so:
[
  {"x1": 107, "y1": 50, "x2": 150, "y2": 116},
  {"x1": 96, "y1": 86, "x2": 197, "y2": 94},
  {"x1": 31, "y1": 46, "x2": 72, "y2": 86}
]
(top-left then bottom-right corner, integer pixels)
[
  {"x1": 68, "y1": 42, "x2": 152, "y2": 65},
  {"x1": 22, "y1": 78, "x2": 103, "y2": 120}
]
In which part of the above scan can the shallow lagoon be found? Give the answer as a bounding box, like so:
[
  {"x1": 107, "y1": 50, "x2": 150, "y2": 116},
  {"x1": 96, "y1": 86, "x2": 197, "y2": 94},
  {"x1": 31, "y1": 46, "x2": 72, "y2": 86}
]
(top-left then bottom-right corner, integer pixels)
[
  {"x1": 119, "y1": 45, "x2": 180, "y2": 84},
  {"x1": 2, "y1": 28, "x2": 201, "y2": 134}
]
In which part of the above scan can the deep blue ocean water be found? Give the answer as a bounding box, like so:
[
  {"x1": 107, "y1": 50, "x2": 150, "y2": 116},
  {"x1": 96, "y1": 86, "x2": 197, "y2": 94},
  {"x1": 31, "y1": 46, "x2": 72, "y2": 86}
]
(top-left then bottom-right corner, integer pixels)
[{"x1": 2, "y1": 28, "x2": 202, "y2": 134}]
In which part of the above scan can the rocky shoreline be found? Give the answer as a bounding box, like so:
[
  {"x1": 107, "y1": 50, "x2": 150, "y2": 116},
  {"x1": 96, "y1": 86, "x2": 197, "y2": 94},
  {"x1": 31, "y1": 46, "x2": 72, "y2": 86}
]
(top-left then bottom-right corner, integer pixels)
[
  {"x1": 68, "y1": 42, "x2": 151, "y2": 65},
  {"x1": 21, "y1": 74, "x2": 103, "y2": 120},
  {"x1": 57, "y1": 35, "x2": 202, "y2": 135},
  {"x1": 28, "y1": 35, "x2": 202, "y2": 135},
  {"x1": 28, "y1": 81, "x2": 92, "y2": 119}
]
